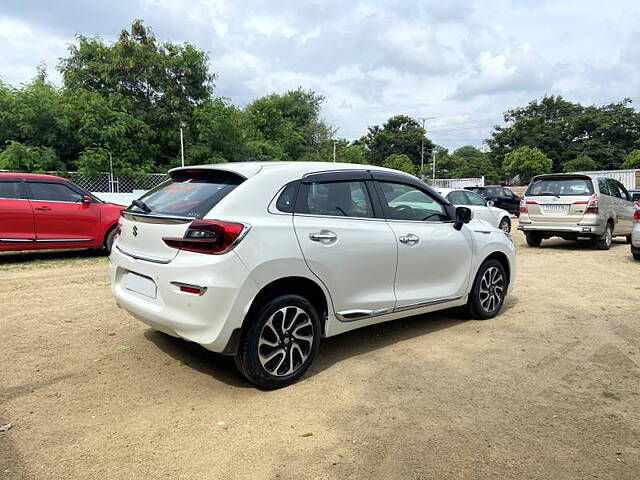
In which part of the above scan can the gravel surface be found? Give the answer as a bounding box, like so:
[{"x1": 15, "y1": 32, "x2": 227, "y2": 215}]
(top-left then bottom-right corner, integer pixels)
[{"x1": 1, "y1": 224, "x2": 639, "y2": 479}]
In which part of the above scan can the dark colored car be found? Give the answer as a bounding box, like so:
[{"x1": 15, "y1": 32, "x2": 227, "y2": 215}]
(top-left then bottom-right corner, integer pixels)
[
  {"x1": 465, "y1": 186, "x2": 520, "y2": 216},
  {"x1": 0, "y1": 173, "x2": 124, "y2": 253},
  {"x1": 628, "y1": 189, "x2": 640, "y2": 206}
]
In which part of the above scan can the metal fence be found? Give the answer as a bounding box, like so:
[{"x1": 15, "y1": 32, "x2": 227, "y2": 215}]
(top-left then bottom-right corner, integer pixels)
[
  {"x1": 574, "y1": 169, "x2": 640, "y2": 190},
  {"x1": 58, "y1": 172, "x2": 168, "y2": 193},
  {"x1": 432, "y1": 176, "x2": 485, "y2": 189}
]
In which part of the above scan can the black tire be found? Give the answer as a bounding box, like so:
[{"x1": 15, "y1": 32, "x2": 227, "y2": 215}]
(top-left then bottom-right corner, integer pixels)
[
  {"x1": 103, "y1": 227, "x2": 117, "y2": 255},
  {"x1": 632, "y1": 246, "x2": 640, "y2": 261},
  {"x1": 466, "y1": 259, "x2": 507, "y2": 320},
  {"x1": 498, "y1": 217, "x2": 511, "y2": 233},
  {"x1": 594, "y1": 223, "x2": 613, "y2": 250},
  {"x1": 625, "y1": 235, "x2": 632, "y2": 245},
  {"x1": 525, "y1": 232, "x2": 542, "y2": 247},
  {"x1": 234, "y1": 294, "x2": 321, "y2": 389}
]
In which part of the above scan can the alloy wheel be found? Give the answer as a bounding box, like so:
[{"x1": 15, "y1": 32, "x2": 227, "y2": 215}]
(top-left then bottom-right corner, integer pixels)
[
  {"x1": 499, "y1": 218, "x2": 510, "y2": 233},
  {"x1": 478, "y1": 266, "x2": 504, "y2": 313},
  {"x1": 258, "y1": 306, "x2": 314, "y2": 377}
]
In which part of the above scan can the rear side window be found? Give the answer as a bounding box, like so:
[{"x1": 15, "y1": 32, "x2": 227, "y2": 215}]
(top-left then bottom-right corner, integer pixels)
[
  {"x1": 446, "y1": 191, "x2": 468, "y2": 205},
  {"x1": 131, "y1": 170, "x2": 243, "y2": 218},
  {"x1": 275, "y1": 181, "x2": 299, "y2": 213},
  {"x1": 464, "y1": 191, "x2": 487, "y2": 206},
  {"x1": 301, "y1": 181, "x2": 374, "y2": 218},
  {"x1": 28, "y1": 182, "x2": 83, "y2": 202},
  {"x1": 598, "y1": 178, "x2": 611, "y2": 196},
  {"x1": 0, "y1": 181, "x2": 23, "y2": 199},
  {"x1": 526, "y1": 178, "x2": 593, "y2": 196}
]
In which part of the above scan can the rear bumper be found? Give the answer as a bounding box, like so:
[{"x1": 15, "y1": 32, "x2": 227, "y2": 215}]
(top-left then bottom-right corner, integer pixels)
[
  {"x1": 109, "y1": 244, "x2": 258, "y2": 353},
  {"x1": 518, "y1": 221, "x2": 605, "y2": 236},
  {"x1": 632, "y1": 224, "x2": 640, "y2": 248}
]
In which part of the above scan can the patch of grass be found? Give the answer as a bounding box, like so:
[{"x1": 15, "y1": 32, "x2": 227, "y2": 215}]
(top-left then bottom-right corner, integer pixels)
[{"x1": 603, "y1": 391, "x2": 620, "y2": 400}]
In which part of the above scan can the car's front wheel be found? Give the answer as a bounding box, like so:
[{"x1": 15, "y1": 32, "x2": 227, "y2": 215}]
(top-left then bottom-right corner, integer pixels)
[
  {"x1": 235, "y1": 294, "x2": 321, "y2": 389},
  {"x1": 466, "y1": 259, "x2": 507, "y2": 320},
  {"x1": 498, "y1": 217, "x2": 511, "y2": 233}
]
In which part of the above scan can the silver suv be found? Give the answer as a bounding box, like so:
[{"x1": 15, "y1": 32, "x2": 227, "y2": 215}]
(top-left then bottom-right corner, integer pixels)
[{"x1": 518, "y1": 174, "x2": 636, "y2": 249}]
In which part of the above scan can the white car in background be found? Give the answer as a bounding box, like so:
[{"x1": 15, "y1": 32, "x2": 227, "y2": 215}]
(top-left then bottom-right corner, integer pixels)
[
  {"x1": 110, "y1": 163, "x2": 516, "y2": 388},
  {"x1": 438, "y1": 188, "x2": 512, "y2": 233}
]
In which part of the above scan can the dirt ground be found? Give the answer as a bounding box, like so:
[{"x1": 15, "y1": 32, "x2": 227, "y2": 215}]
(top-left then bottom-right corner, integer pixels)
[{"x1": 1, "y1": 222, "x2": 639, "y2": 480}]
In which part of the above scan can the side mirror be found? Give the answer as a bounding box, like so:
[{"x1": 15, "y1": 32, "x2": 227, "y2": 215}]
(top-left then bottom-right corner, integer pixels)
[
  {"x1": 487, "y1": 200, "x2": 494, "y2": 207},
  {"x1": 82, "y1": 195, "x2": 93, "y2": 204},
  {"x1": 454, "y1": 206, "x2": 472, "y2": 230}
]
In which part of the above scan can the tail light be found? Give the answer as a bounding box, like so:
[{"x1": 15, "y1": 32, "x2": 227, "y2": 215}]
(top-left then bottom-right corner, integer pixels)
[
  {"x1": 585, "y1": 194, "x2": 599, "y2": 215},
  {"x1": 634, "y1": 209, "x2": 640, "y2": 223},
  {"x1": 519, "y1": 198, "x2": 537, "y2": 214},
  {"x1": 163, "y1": 220, "x2": 250, "y2": 255}
]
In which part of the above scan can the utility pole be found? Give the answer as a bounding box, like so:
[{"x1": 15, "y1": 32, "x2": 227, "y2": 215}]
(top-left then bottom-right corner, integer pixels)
[
  {"x1": 333, "y1": 141, "x2": 337, "y2": 162},
  {"x1": 432, "y1": 149, "x2": 437, "y2": 183},
  {"x1": 179, "y1": 121, "x2": 186, "y2": 167},
  {"x1": 417, "y1": 116, "x2": 434, "y2": 177}
]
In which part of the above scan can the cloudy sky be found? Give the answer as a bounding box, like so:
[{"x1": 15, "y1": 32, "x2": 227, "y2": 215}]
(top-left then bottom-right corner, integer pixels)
[{"x1": 1, "y1": 0, "x2": 639, "y2": 149}]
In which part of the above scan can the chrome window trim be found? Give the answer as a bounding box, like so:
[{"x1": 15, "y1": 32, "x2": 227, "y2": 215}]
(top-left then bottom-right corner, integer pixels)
[
  {"x1": 267, "y1": 184, "x2": 292, "y2": 216},
  {"x1": 0, "y1": 197, "x2": 29, "y2": 201}
]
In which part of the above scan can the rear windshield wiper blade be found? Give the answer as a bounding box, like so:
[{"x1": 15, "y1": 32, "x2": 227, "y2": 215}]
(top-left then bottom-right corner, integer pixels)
[{"x1": 131, "y1": 199, "x2": 152, "y2": 213}]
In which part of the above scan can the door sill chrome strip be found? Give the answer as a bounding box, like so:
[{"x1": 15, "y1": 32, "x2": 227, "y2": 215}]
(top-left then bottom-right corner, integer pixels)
[
  {"x1": 336, "y1": 296, "x2": 463, "y2": 322},
  {"x1": 0, "y1": 238, "x2": 35, "y2": 242},
  {"x1": 116, "y1": 245, "x2": 172, "y2": 264},
  {"x1": 35, "y1": 238, "x2": 94, "y2": 242}
]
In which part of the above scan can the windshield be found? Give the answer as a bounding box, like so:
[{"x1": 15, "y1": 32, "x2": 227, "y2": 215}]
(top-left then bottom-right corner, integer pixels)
[
  {"x1": 526, "y1": 177, "x2": 593, "y2": 197},
  {"x1": 127, "y1": 169, "x2": 244, "y2": 218}
]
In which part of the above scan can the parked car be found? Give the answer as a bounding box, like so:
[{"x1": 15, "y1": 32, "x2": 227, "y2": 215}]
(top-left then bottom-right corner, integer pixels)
[
  {"x1": 628, "y1": 189, "x2": 640, "y2": 206},
  {"x1": 518, "y1": 173, "x2": 636, "y2": 249},
  {"x1": 0, "y1": 173, "x2": 123, "y2": 253},
  {"x1": 632, "y1": 208, "x2": 640, "y2": 260},
  {"x1": 109, "y1": 162, "x2": 516, "y2": 388},
  {"x1": 438, "y1": 188, "x2": 512, "y2": 232},
  {"x1": 465, "y1": 186, "x2": 521, "y2": 216}
]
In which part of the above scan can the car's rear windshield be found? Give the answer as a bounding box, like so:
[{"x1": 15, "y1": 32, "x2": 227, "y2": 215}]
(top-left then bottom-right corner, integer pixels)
[
  {"x1": 526, "y1": 177, "x2": 594, "y2": 197},
  {"x1": 128, "y1": 169, "x2": 244, "y2": 218}
]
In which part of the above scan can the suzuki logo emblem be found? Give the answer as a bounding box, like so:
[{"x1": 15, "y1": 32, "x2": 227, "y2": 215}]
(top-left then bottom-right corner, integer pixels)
[{"x1": 132, "y1": 225, "x2": 138, "y2": 237}]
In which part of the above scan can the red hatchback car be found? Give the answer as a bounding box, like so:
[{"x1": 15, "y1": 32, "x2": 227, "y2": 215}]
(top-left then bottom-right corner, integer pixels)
[{"x1": 0, "y1": 173, "x2": 124, "y2": 254}]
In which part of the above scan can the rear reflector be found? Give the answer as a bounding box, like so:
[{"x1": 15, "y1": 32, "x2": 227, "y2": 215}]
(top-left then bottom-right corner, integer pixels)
[
  {"x1": 163, "y1": 219, "x2": 249, "y2": 255},
  {"x1": 170, "y1": 282, "x2": 207, "y2": 295}
]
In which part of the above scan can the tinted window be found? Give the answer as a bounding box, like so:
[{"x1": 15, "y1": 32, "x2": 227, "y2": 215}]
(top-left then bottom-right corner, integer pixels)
[
  {"x1": 616, "y1": 181, "x2": 631, "y2": 201},
  {"x1": 275, "y1": 181, "x2": 299, "y2": 213},
  {"x1": 303, "y1": 181, "x2": 373, "y2": 218},
  {"x1": 446, "y1": 191, "x2": 468, "y2": 205},
  {"x1": 131, "y1": 170, "x2": 243, "y2": 218},
  {"x1": 607, "y1": 179, "x2": 623, "y2": 199},
  {"x1": 502, "y1": 188, "x2": 517, "y2": 198},
  {"x1": 29, "y1": 182, "x2": 83, "y2": 202},
  {"x1": 598, "y1": 178, "x2": 611, "y2": 196},
  {"x1": 631, "y1": 191, "x2": 640, "y2": 202},
  {"x1": 464, "y1": 191, "x2": 487, "y2": 206},
  {"x1": 485, "y1": 187, "x2": 501, "y2": 197},
  {"x1": 526, "y1": 177, "x2": 593, "y2": 196},
  {"x1": 0, "y1": 181, "x2": 23, "y2": 199},
  {"x1": 379, "y1": 182, "x2": 447, "y2": 221}
]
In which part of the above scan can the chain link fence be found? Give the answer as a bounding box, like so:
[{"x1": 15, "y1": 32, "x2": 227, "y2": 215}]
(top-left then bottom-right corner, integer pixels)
[{"x1": 57, "y1": 172, "x2": 169, "y2": 193}]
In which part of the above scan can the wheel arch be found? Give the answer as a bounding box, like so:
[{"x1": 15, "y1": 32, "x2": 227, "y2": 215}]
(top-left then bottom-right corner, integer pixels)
[{"x1": 480, "y1": 251, "x2": 511, "y2": 286}]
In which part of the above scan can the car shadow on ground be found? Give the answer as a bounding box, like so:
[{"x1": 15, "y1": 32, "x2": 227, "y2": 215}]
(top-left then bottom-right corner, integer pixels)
[
  {"x1": 143, "y1": 300, "x2": 519, "y2": 389},
  {"x1": 0, "y1": 248, "x2": 103, "y2": 265},
  {"x1": 525, "y1": 238, "x2": 629, "y2": 251}
]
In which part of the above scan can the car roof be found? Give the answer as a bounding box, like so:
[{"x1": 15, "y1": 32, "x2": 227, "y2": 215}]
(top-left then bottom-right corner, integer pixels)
[
  {"x1": 169, "y1": 161, "x2": 414, "y2": 180},
  {"x1": 0, "y1": 172, "x2": 68, "y2": 181}
]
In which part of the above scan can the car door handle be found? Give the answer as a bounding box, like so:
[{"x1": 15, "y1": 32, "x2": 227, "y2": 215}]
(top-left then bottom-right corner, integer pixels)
[
  {"x1": 399, "y1": 234, "x2": 420, "y2": 245},
  {"x1": 309, "y1": 231, "x2": 337, "y2": 242},
  {"x1": 34, "y1": 206, "x2": 51, "y2": 211}
]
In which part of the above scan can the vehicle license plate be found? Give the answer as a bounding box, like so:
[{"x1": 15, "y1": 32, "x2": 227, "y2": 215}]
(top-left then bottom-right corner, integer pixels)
[
  {"x1": 542, "y1": 204, "x2": 569, "y2": 214},
  {"x1": 123, "y1": 272, "x2": 157, "y2": 298}
]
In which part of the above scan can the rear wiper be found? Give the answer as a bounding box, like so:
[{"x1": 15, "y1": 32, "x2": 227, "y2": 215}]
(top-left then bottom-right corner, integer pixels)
[{"x1": 131, "y1": 199, "x2": 152, "y2": 213}]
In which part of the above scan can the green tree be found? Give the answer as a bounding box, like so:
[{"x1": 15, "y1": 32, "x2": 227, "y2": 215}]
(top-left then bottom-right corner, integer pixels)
[
  {"x1": 244, "y1": 88, "x2": 333, "y2": 162},
  {"x1": 360, "y1": 115, "x2": 434, "y2": 168},
  {"x1": 502, "y1": 146, "x2": 552, "y2": 184},
  {"x1": 383, "y1": 153, "x2": 415, "y2": 175},
  {"x1": 59, "y1": 20, "x2": 215, "y2": 169},
  {"x1": 450, "y1": 146, "x2": 499, "y2": 183},
  {"x1": 563, "y1": 155, "x2": 597, "y2": 172},
  {"x1": 0, "y1": 141, "x2": 65, "y2": 172},
  {"x1": 621, "y1": 149, "x2": 640, "y2": 169}
]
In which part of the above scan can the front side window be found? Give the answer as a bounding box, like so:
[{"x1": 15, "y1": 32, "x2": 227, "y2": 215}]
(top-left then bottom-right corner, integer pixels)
[
  {"x1": 616, "y1": 182, "x2": 631, "y2": 201},
  {"x1": 0, "y1": 181, "x2": 23, "y2": 199},
  {"x1": 379, "y1": 182, "x2": 447, "y2": 221},
  {"x1": 28, "y1": 182, "x2": 83, "y2": 202},
  {"x1": 446, "y1": 190, "x2": 468, "y2": 205},
  {"x1": 502, "y1": 188, "x2": 517, "y2": 198},
  {"x1": 302, "y1": 181, "x2": 373, "y2": 218},
  {"x1": 606, "y1": 179, "x2": 623, "y2": 199},
  {"x1": 464, "y1": 191, "x2": 487, "y2": 206}
]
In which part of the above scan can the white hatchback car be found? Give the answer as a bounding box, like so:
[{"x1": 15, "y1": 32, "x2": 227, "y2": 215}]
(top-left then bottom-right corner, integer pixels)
[
  {"x1": 438, "y1": 188, "x2": 512, "y2": 233},
  {"x1": 110, "y1": 162, "x2": 516, "y2": 388}
]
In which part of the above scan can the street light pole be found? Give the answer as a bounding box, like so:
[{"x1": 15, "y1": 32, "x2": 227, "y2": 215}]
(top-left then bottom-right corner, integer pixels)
[
  {"x1": 179, "y1": 121, "x2": 186, "y2": 167},
  {"x1": 417, "y1": 116, "x2": 434, "y2": 178},
  {"x1": 432, "y1": 149, "x2": 436, "y2": 183},
  {"x1": 333, "y1": 141, "x2": 337, "y2": 162}
]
